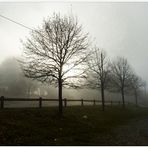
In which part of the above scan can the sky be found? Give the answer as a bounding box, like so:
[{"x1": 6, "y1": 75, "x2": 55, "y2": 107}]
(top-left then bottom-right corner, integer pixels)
[{"x1": 0, "y1": 2, "x2": 148, "y2": 87}]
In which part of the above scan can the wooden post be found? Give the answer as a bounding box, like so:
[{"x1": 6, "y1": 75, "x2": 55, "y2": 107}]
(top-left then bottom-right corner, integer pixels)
[
  {"x1": 64, "y1": 98, "x2": 67, "y2": 107},
  {"x1": 111, "y1": 101, "x2": 112, "y2": 106},
  {"x1": 81, "y1": 99, "x2": 84, "y2": 106},
  {"x1": 39, "y1": 97, "x2": 42, "y2": 108},
  {"x1": 1, "y1": 96, "x2": 4, "y2": 109},
  {"x1": 93, "y1": 100, "x2": 96, "y2": 105}
]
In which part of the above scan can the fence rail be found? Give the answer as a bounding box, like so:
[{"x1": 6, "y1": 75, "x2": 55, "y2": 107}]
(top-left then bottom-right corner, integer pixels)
[{"x1": 0, "y1": 96, "x2": 131, "y2": 109}]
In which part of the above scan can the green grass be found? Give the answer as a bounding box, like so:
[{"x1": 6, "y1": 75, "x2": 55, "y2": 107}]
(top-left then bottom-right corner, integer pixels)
[{"x1": 0, "y1": 105, "x2": 147, "y2": 145}]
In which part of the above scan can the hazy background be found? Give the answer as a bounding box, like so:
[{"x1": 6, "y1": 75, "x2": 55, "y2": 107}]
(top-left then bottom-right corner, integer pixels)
[
  {"x1": 0, "y1": 2, "x2": 148, "y2": 84},
  {"x1": 0, "y1": 2, "x2": 147, "y2": 107}
]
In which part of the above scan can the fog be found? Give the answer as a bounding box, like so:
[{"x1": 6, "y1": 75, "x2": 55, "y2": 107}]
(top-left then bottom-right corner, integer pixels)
[
  {"x1": 0, "y1": 57, "x2": 146, "y2": 108},
  {"x1": 0, "y1": 2, "x2": 148, "y2": 107}
]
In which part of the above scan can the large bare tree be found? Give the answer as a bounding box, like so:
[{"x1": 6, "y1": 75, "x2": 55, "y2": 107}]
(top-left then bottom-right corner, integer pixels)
[
  {"x1": 20, "y1": 14, "x2": 89, "y2": 116},
  {"x1": 110, "y1": 57, "x2": 133, "y2": 108},
  {"x1": 86, "y1": 47, "x2": 110, "y2": 111}
]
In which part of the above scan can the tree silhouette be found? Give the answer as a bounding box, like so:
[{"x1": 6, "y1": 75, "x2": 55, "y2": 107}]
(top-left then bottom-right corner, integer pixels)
[
  {"x1": 110, "y1": 57, "x2": 133, "y2": 108},
  {"x1": 20, "y1": 14, "x2": 89, "y2": 116},
  {"x1": 130, "y1": 74, "x2": 145, "y2": 107},
  {"x1": 86, "y1": 47, "x2": 110, "y2": 111}
]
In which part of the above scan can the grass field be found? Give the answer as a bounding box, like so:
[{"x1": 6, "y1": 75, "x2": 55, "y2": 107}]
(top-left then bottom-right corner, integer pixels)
[{"x1": 0, "y1": 105, "x2": 148, "y2": 145}]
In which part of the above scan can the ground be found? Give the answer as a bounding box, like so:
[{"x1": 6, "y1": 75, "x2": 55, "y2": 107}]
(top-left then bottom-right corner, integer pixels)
[{"x1": 0, "y1": 105, "x2": 148, "y2": 145}]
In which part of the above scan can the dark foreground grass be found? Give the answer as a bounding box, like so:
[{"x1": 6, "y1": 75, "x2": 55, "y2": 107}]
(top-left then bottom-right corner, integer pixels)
[{"x1": 0, "y1": 105, "x2": 147, "y2": 145}]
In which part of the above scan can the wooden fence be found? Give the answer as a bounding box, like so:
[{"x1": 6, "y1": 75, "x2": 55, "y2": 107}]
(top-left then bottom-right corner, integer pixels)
[{"x1": 0, "y1": 96, "x2": 131, "y2": 109}]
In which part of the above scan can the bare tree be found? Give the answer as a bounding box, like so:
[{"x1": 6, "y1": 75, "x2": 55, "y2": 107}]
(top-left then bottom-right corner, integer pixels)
[
  {"x1": 110, "y1": 57, "x2": 133, "y2": 108},
  {"x1": 20, "y1": 14, "x2": 89, "y2": 116},
  {"x1": 130, "y1": 74, "x2": 145, "y2": 107},
  {"x1": 86, "y1": 47, "x2": 110, "y2": 111}
]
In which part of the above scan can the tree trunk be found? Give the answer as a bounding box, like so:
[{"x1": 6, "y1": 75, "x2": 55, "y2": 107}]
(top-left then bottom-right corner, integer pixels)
[
  {"x1": 121, "y1": 88, "x2": 125, "y2": 108},
  {"x1": 58, "y1": 77, "x2": 63, "y2": 117},
  {"x1": 135, "y1": 90, "x2": 138, "y2": 107},
  {"x1": 100, "y1": 53, "x2": 105, "y2": 111},
  {"x1": 101, "y1": 83, "x2": 105, "y2": 111}
]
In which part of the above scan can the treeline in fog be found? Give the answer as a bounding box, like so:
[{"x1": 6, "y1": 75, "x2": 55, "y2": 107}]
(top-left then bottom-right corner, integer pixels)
[{"x1": 0, "y1": 13, "x2": 147, "y2": 113}]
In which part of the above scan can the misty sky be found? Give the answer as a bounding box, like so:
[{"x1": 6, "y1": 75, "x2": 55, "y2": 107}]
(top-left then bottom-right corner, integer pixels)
[{"x1": 0, "y1": 2, "x2": 148, "y2": 87}]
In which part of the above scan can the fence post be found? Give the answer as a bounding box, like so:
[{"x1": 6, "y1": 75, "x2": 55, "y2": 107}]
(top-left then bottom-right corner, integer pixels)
[
  {"x1": 64, "y1": 98, "x2": 67, "y2": 107},
  {"x1": 93, "y1": 100, "x2": 96, "y2": 105},
  {"x1": 111, "y1": 101, "x2": 112, "y2": 106},
  {"x1": 1, "y1": 96, "x2": 4, "y2": 109},
  {"x1": 81, "y1": 99, "x2": 84, "y2": 106},
  {"x1": 39, "y1": 97, "x2": 42, "y2": 108}
]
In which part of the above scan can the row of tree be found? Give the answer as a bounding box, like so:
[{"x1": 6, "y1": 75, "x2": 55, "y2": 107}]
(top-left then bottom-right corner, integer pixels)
[
  {"x1": 19, "y1": 13, "x2": 146, "y2": 115},
  {"x1": 86, "y1": 47, "x2": 145, "y2": 111}
]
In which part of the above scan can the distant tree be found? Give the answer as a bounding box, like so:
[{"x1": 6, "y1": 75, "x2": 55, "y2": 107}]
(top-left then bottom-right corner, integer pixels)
[
  {"x1": 86, "y1": 47, "x2": 110, "y2": 111},
  {"x1": 130, "y1": 74, "x2": 145, "y2": 107},
  {"x1": 109, "y1": 57, "x2": 133, "y2": 108},
  {"x1": 0, "y1": 58, "x2": 37, "y2": 97},
  {"x1": 24, "y1": 78, "x2": 38, "y2": 97},
  {"x1": 143, "y1": 81, "x2": 147, "y2": 98},
  {"x1": 20, "y1": 14, "x2": 89, "y2": 116}
]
